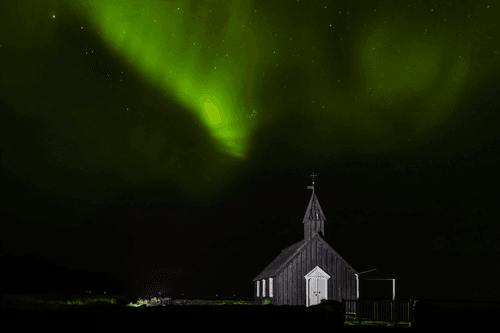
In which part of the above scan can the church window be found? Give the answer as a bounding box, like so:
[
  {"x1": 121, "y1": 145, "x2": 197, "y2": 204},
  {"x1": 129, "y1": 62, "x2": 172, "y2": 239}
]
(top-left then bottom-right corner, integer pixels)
[
  {"x1": 257, "y1": 281, "x2": 260, "y2": 297},
  {"x1": 262, "y1": 279, "x2": 266, "y2": 297},
  {"x1": 269, "y1": 277, "x2": 273, "y2": 297}
]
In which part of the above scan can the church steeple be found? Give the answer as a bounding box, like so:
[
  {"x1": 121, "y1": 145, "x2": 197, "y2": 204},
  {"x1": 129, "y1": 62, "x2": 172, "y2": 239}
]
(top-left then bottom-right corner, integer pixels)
[{"x1": 303, "y1": 172, "x2": 326, "y2": 242}]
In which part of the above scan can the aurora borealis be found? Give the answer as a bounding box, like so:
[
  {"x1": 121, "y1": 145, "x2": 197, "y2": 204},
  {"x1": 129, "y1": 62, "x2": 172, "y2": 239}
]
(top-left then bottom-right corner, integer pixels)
[{"x1": 1, "y1": 0, "x2": 499, "y2": 302}]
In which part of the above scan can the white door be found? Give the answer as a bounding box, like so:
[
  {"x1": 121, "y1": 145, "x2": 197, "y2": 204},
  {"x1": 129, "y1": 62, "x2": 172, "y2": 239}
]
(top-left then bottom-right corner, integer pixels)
[
  {"x1": 309, "y1": 278, "x2": 327, "y2": 306},
  {"x1": 309, "y1": 278, "x2": 318, "y2": 306}
]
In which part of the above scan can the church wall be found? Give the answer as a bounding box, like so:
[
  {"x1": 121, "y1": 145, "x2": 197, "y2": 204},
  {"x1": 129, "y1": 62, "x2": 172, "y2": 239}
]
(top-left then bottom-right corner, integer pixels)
[
  {"x1": 256, "y1": 239, "x2": 358, "y2": 306},
  {"x1": 332, "y1": 252, "x2": 336, "y2": 300},
  {"x1": 282, "y1": 266, "x2": 287, "y2": 306},
  {"x1": 312, "y1": 240, "x2": 316, "y2": 266},
  {"x1": 350, "y1": 270, "x2": 354, "y2": 299},
  {"x1": 287, "y1": 262, "x2": 292, "y2": 306},
  {"x1": 279, "y1": 271, "x2": 283, "y2": 305},
  {"x1": 282, "y1": 269, "x2": 285, "y2": 304},
  {"x1": 322, "y1": 242, "x2": 326, "y2": 276},
  {"x1": 288, "y1": 247, "x2": 298, "y2": 305},
  {"x1": 298, "y1": 251, "x2": 303, "y2": 306},
  {"x1": 292, "y1": 256, "x2": 298, "y2": 305},
  {"x1": 290, "y1": 261, "x2": 294, "y2": 305},
  {"x1": 338, "y1": 259, "x2": 342, "y2": 300},
  {"x1": 285, "y1": 266, "x2": 289, "y2": 306},
  {"x1": 304, "y1": 222, "x2": 310, "y2": 243},
  {"x1": 288, "y1": 264, "x2": 291, "y2": 305},
  {"x1": 343, "y1": 261, "x2": 346, "y2": 299},
  {"x1": 351, "y1": 270, "x2": 356, "y2": 299},
  {"x1": 346, "y1": 269, "x2": 350, "y2": 299},
  {"x1": 300, "y1": 248, "x2": 305, "y2": 306},
  {"x1": 284, "y1": 264, "x2": 288, "y2": 305},
  {"x1": 331, "y1": 255, "x2": 336, "y2": 301},
  {"x1": 343, "y1": 261, "x2": 346, "y2": 300},
  {"x1": 288, "y1": 262, "x2": 293, "y2": 305},
  {"x1": 327, "y1": 250, "x2": 333, "y2": 301}
]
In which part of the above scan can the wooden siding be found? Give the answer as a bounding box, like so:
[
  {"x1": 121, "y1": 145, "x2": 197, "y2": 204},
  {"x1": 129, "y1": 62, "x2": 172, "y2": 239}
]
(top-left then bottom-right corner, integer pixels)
[
  {"x1": 287, "y1": 263, "x2": 291, "y2": 304},
  {"x1": 328, "y1": 251, "x2": 333, "y2": 301},
  {"x1": 279, "y1": 271, "x2": 283, "y2": 305},
  {"x1": 292, "y1": 256, "x2": 297, "y2": 305},
  {"x1": 283, "y1": 266, "x2": 290, "y2": 304},
  {"x1": 254, "y1": 237, "x2": 358, "y2": 306},
  {"x1": 300, "y1": 248, "x2": 305, "y2": 305},
  {"x1": 266, "y1": 238, "x2": 357, "y2": 306}
]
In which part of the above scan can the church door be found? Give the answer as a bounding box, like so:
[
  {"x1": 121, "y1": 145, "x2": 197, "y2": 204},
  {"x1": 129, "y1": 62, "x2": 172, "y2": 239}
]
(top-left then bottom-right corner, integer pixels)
[
  {"x1": 309, "y1": 277, "x2": 327, "y2": 306},
  {"x1": 305, "y1": 265, "x2": 331, "y2": 307}
]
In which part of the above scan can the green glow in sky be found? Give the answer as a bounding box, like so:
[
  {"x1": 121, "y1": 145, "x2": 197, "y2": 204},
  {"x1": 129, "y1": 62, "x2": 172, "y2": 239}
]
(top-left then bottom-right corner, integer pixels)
[
  {"x1": 80, "y1": 1, "x2": 480, "y2": 159},
  {"x1": 1, "y1": 0, "x2": 499, "y2": 232},
  {"x1": 87, "y1": 0, "x2": 262, "y2": 159},
  {"x1": 354, "y1": 9, "x2": 472, "y2": 131}
]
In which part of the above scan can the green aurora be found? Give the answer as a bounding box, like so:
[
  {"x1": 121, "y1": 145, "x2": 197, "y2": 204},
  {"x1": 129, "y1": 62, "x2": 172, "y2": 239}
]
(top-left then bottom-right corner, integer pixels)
[
  {"x1": 78, "y1": 0, "x2": 479, "y2": 158},
  {"x1": 1, "y1": 0, "x2": 498, "y2": 203}
]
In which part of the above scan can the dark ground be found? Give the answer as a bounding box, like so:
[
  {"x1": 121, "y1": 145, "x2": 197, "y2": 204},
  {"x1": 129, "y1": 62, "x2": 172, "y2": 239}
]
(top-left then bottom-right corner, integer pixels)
[{"x1": 2, "y1": 294, "x2": 495, "y2": 331}]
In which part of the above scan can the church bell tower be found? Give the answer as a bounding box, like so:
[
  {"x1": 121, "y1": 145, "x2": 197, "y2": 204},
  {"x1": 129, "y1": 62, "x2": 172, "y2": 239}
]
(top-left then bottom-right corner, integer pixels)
[{"x1": 303, "y1": 172, "x2": 326, "y2": 242}]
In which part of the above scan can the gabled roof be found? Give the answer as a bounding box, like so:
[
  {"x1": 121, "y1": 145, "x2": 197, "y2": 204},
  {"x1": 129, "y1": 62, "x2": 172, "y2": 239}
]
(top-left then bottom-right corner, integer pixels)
[
  {"x1": 253, "y1": 232, "x2": 357, "y2": 281},
  {"x1": 302, "y1": 191, "x2": 326, "y2": 223},
  {"x1": 252, "y1": 239, "x2": 304, "y2": 282}
]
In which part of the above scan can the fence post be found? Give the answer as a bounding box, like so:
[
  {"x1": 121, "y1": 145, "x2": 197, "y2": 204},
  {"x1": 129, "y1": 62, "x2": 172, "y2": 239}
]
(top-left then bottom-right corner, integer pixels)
[
  {"x1": 357, "y1": 299, "x2": 363, "y2": 325},
  {"x1": 409, "y1": 299, "x2": 415, "y2": 324},
  {"x1": 392, "y1": 300, "x2": 399, "y2": 327}
]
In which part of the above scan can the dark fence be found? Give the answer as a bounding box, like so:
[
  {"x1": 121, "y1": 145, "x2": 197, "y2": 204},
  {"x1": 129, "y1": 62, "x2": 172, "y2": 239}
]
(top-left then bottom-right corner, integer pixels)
[{"x1": 343, "y1": 299, "x2": 415, "y2": 325}]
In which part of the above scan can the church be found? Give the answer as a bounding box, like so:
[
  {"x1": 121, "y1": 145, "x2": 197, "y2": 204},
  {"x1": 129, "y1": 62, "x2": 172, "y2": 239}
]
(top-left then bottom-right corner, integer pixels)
[{"x1": 253, "y1": 173, "x2": 359, "y2": 307}]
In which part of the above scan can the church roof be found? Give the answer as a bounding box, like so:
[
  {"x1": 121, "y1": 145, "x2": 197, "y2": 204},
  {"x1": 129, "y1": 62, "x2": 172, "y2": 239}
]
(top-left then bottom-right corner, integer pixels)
[
  {"x1": 253, "y1": 240, "x2": 304, "y2": 282},
  {"x1": 253, "y1": 232, "x2": 357, "y2": 281},
  {"x1": 302, "y1": 191, "x2": 326, "y2": 223},
  {"x1": 253, "y1": 180, "x2": 357, "y2": 282}
]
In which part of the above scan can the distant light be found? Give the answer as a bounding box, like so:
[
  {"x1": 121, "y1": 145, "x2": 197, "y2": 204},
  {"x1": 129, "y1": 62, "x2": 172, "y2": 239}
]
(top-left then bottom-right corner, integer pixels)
[{"x1": 52, "y1": 15, "x2": 55, "y2": 18}]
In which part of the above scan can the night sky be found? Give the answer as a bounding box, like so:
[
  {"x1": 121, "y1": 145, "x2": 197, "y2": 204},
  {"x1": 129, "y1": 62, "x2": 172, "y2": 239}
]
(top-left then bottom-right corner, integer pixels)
[{"x1": 1, "y1": 0, "x2": 499, "y2": 303}]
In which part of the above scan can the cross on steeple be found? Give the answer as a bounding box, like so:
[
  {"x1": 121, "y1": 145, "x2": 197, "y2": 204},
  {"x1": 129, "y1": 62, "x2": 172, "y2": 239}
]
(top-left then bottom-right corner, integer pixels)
[{"x1": 307, "y1": 172, "x2": 316, "y2": 191}]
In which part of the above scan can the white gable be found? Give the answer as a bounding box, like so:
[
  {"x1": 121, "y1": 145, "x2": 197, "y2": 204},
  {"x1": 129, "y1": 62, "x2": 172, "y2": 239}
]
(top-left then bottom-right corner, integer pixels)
[{"x1": 305, "y1": 265, "x2": 331, "y2": 279}]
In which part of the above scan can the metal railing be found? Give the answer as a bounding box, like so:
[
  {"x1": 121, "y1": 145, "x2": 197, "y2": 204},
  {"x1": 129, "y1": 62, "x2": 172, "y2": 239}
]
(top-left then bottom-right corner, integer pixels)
[{"x1": 342, "y1": 299, "x2": 415, "y2": 325}]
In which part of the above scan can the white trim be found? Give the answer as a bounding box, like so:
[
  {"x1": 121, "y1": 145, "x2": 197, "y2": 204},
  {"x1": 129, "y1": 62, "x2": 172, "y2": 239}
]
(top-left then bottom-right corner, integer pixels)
[
  {"x1": 304, "y1": 265, "x2": 330, "y2": 307},
  {"x1": 393, "y1": 279, "x2": 395, "y2": 300}
]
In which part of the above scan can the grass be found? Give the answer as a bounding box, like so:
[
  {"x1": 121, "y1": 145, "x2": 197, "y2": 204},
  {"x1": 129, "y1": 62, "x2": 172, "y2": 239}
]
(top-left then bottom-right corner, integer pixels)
[
  {"x1": 344, "y1": 319, "x2": 413, "y2": 328},
  {"x1": 125, "y1": 297, "x2": 413, "y2": 327},
  {"x1": 2, "y1": 293, "x2": 414, "y2": 327},
  {"x1": 1, "y1": 293, "x2": 256, "y2": 310},
  {"x1": 126, "y1": 297, "x2": 256, "y2": 307},
  {"x1": 1, "y1": 293, "x2": 126, "y2": 310}
]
